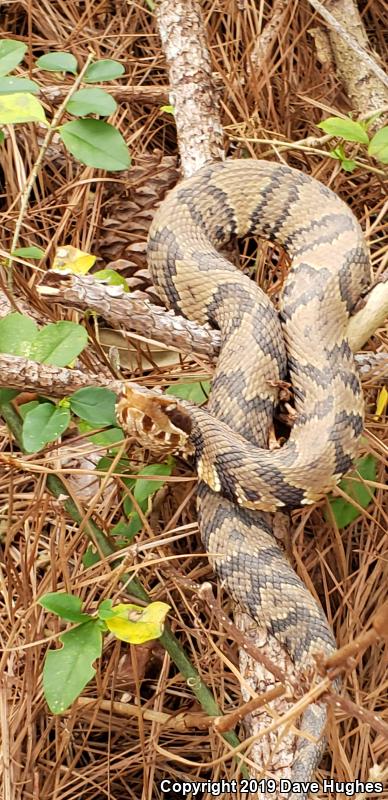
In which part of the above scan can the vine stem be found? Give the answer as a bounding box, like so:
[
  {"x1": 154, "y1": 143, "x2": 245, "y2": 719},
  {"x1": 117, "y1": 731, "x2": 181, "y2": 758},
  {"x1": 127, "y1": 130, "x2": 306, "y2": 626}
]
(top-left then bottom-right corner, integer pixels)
[
  {"x1": 7, "y1": 52, "x2": 95, "y2": 291},
  {"x1": 231, "y1": 135, "x2": 386, "y2": 176}
]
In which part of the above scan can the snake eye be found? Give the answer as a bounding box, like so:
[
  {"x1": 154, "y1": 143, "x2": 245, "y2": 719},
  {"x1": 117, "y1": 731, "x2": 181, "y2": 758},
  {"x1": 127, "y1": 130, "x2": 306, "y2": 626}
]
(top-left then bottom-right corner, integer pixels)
[{"x1": 164, "y1": 405, "x2": 192, "y2": 436}]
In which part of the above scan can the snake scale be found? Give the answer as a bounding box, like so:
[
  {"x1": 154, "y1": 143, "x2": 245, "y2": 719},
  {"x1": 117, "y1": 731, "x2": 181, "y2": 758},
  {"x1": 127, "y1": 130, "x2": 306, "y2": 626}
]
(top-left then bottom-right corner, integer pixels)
[{"x1": 119, "y1": 159, "x2": 371, "y2": 795}]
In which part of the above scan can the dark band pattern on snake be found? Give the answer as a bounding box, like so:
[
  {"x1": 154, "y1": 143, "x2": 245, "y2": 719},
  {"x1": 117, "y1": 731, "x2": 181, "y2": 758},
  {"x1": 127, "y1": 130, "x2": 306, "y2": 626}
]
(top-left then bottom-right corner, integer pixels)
[{"x1": 121, "y1": 159, "x2": 371, "y2": 797}]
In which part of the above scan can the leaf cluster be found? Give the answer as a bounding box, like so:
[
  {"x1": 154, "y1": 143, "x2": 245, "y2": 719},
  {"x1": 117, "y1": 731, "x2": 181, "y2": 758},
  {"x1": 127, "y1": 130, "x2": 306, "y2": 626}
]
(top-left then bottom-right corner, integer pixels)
[
  {"x1": 39, "y1": 592, "x2": 170, "y2": 713},
  {"x1": 318, "y1": 115, "x2": 388, "y2": 171},
  {"x1": 0, "y1": 39, "x2": 130, "y2": 170}
]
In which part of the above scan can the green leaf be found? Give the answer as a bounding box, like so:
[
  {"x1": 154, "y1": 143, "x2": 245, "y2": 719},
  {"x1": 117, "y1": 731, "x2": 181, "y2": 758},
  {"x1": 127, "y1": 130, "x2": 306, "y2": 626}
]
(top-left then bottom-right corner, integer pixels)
[
  {"x1": 0, "y1": 92, "x2": 47, "y2": 125},
  {"x1": 88, "y1": 427, "x2": 124, "y2": 446},
  {"x1": 70, "y1": 387, "x2": 117, "y2": 426},
  {"x1": 39, "y1": 592, "x2": 91, "y2": 623},
  {"x1": 0, "y1": 312, "x2": 38, "y2": 357},
  {"x1": 0, "y1": 77, "x2": 40, "y2": 94},
  {"x1": 105, "y1": 601, "x2": 170, "y2": 644},
  {"x1": 124, "y1": 462, "x2": 173, "y2": 517},
  {"x1": 0, "y1": 131, "x2": 4, "y2": 145},
  {"x1": 97, "y1": 455, "x2": 130, "y2": 473},
  {"x1": 82, "y1": 546, "x2": 101, "y2": 568},
  {"x1": 326, "y1": 454, "x2": 377, "y2": 529},
  {"x1": 329, "y1": 145, "x2": 344, "y2": 160},
  {"x1": 29, "y1": 321, "x2": 88, "y2": 366},
  {"x1": 84, "y1": 60, "x2": 125, "y2": 83},
  {"x1": 368, "y1": 126, "x2": 388, "y2": 164},
  {"x1": 78, "y1": 420, "x2": 124, "y2": 447},
  {"x1": 133, "y1": 463, "x2": 172, "y2": 504},
  {"x1": 97, "y1": 599, "x2": 114, "y2": 620},
  {"x1": 22, "y1": 403, "x2": 70, "y2": 452},
  {"x1": 18, "y1": 400, "x2": 40, "y2": 419},
  {"x1": 60, "y1": 119, "x2": 130, "y2": 171},
  {"x1": 66, "y1": 87, "x2": 117, "y2": 117},
  {"x1": 111, "y1": 517, "x2": 141, "y2": 543},
  {"x1": 160, "y1": 104, "x2": 175, "y2": 115},
  {"x1": 116, "y1": 511, "x2": 144, "y2": 539},
  {"x1": 36, "y1": 52, "x2": 78, "y2": 75},
  {"x1": 166, "y1": 380, "x2": 211, "y2": 404},
  {"x1": 317, "y1": 116, "x2": 369, "y2": 144},
  {"x1": 341, "y1": 159, "x2": 357, "y2": 173},
  {"x1": 0, "y1": 40, "x2": 27, "y2": 77},
  {"x1": 94, "y1": 269, "x2": 129, "y2": 290},
  {"x1": 43, "y1": 620, "x2": 102, "y2": 713},
  {"x1": 0, "y1": 389, "x2": 19, "y2": 404},
  {"x1": 11, "y1": 245, "x2": 44, "y2": 259}
]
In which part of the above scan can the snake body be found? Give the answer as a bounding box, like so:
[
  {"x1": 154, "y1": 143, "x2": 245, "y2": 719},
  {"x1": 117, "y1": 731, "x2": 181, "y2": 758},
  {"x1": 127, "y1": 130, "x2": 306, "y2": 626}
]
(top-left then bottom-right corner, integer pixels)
[{"x1": 146, "y1": 159, "x2": 371, "y2": 791}]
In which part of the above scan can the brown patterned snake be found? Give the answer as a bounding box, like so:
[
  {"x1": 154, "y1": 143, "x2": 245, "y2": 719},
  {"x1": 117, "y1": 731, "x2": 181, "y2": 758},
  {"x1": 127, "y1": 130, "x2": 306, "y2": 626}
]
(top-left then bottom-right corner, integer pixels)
[{"x1": 117, "y1": 159, "x2": 371, "y2": 796}]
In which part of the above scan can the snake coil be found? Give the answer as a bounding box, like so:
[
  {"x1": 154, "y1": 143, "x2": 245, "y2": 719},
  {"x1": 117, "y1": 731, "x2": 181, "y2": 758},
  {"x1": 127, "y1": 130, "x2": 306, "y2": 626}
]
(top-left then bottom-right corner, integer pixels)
[{"x1": 143, "y1": 159, "x2": 371, "y2": 795}]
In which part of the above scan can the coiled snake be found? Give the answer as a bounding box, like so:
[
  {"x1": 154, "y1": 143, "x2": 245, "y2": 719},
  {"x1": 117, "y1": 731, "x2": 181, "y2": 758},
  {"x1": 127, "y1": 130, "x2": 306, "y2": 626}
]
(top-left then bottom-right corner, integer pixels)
[{"x1": 118, "y1": 159, "x2": 371, "y2": 795}]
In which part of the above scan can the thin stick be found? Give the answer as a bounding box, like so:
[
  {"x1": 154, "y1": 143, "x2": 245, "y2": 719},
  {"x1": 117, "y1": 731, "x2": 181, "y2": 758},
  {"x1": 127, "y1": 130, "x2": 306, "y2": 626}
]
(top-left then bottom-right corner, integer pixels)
[{"x1": 214, "y1": 684, "x2": 286, "y2": 733}]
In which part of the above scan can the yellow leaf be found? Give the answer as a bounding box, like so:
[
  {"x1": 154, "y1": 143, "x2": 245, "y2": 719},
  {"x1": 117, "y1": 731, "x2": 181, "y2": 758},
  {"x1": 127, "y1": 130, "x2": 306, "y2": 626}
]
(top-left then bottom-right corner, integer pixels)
[
  {"x1": 105, "y1": 601, "x2": 170, "y2": 644},
  {"x1": 0, "y1": 93, "x2": 47, "y2": 125},
  {"x1": 52, "y1": 245, "x2": 96, "y2": 275},
  {"x1": 375, "y1": 386, "x2": 388, "y2": 419}
]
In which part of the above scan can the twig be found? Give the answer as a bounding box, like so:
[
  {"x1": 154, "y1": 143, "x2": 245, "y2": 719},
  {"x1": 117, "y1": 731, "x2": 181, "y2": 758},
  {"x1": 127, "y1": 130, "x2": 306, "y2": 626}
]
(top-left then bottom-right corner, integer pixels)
[
  {"x1": 321, "y1": 600, "x2": 388, "y2": 675},
  {"x1": 324, "y1": 693, "x2": 388, "y2": 741},
  {"x1": 73, "y1": 696, "x2": 212, "y2": 730},
  {"x1": 249, "y1": 0, "x2": 287, "y2": 72},
  {"x1": 214, "y1": 684, "x2": 286, "y2": 734},
  {"x1": 310, "y1": 0, "x2": 388, "y2": 122},
  {"x1": 0, "y1": 353, "x2": 121, "y2": 396},
  {"x1": 41, "y1": 83, "x2": 169, "y2": 105},
  {"x1": 36, "y1": 272, "x2": 219, "y2": 360},
  {"x1": 230, "y1": 134, "x2": 386, "y2": 175}
]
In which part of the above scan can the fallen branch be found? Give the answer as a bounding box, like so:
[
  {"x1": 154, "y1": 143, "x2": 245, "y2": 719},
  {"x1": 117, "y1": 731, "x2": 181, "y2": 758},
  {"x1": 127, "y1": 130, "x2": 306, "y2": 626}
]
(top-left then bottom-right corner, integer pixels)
[
  {"x1": 309, "y1": 0, "x2": 388, "y2": 121},
  {"x1": 36, "y1": 272, "x2": 388, "y2": 381},
  {"x1": 157, "y1": 0, "x2": 224, "y2": 176},
  {"x1": 306, "y1": 0, "x2": 388, "y2": 91},
  {"x1": 0, "y1": 353, "x2": 122, "y2": 396}
]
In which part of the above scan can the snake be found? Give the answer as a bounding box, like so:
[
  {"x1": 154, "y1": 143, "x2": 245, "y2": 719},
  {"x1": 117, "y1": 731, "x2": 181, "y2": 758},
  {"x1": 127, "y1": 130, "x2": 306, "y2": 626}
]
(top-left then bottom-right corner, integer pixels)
[{"x1": 118, "y1": 158, "x2": 371, "y2": 796}]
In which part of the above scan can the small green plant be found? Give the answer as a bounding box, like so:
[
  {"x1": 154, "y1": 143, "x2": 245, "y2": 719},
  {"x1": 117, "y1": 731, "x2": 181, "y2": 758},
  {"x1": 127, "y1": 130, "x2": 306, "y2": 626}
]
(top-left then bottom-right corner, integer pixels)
[
  {"x1": 0, "y1": 311, "x2": 119, "y2": 451},
  {"x1": 0, "y1": 39, "x2": 130, "y2": 171},
  {"x1": 39, "y1": 592, "x2": 170, "y2": 713},
  {"x1": 160, "y1": 104, "x2": 175, "y2": 115},
  {"x1": 326, "y1": 453, "x2": 377, "y2": 528},
  {"x1": 0, "y1": 311, "x2": 175, "y2": 554},
  {"x1": 318, "y1": 115, "x2": 388, "y2": 172}
]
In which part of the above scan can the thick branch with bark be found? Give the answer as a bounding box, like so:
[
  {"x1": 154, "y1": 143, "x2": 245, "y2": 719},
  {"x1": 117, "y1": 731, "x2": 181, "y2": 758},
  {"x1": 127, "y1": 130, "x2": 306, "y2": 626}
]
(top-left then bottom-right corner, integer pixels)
[
  {"x1": 156, "y1": 0, "x2": 224, "y2": 175},
  {"x1": 0, "y1": 354, "x2": 121, "y2": 397},
  {"x1": 36, "y1": 272, "x2": 388, "y2": 381},
  {"x1": 307, "y1": 0, "x2": 388, "y2": 120}
]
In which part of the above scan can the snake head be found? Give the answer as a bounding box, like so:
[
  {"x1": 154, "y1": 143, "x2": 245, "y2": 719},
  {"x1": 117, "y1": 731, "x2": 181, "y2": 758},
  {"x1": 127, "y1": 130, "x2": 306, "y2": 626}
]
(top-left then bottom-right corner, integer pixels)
[{"x1": 116, "y1": 383, "x2": 194, "y2": 455}]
